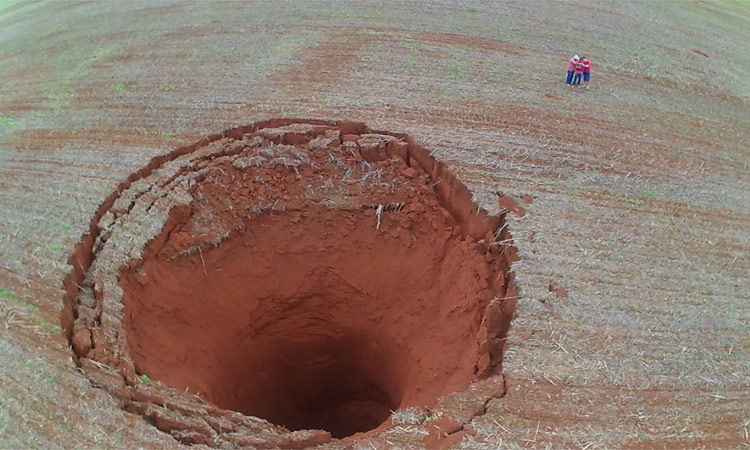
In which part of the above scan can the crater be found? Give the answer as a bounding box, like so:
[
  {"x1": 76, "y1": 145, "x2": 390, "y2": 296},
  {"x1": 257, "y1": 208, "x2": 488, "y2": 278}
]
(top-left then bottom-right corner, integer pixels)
[{"x1": 62, "y1": 119, "x2": 518, "y2": 448}]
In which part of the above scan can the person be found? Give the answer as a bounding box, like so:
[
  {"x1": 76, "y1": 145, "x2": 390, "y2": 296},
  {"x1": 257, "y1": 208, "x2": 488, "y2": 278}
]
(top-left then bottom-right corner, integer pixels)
[
  {"x1": 572, "y1": 56, "x2": 585, "y2": 86},
  {"x1": 581, "y1": 57, "x2": 592, "y2": 86},
  {"x1": 566, "y1": 54, "x2": 579, "y2": 85}
]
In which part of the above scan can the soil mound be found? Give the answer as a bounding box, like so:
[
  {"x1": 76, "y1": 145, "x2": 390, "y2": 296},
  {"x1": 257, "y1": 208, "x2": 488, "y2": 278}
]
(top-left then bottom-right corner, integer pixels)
[{"x1": 61, "y1": 119, "x2": 518, "y2": 447}]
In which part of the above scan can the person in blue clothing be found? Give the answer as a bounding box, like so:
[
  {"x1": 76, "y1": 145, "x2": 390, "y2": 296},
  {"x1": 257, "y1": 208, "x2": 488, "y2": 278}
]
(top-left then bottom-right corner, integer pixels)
[
  {"x1": 581, "y1": 57, "x2": 592, "y2": 87},
  {"x1": 566, "y1": 54, "x2": 579, "y2": 85}
]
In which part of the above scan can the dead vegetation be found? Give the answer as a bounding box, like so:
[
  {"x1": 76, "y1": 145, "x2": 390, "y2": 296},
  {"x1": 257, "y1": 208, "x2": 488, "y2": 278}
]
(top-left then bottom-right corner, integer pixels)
[{"x1": 0, "y1": 0, "x2": 749, "y2": 448}]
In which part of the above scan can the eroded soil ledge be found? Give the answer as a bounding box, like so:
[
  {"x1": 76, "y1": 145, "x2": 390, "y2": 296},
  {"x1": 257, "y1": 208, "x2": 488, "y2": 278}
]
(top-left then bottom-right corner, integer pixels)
[{"x1": 61, "y1": 119, "x2": 518, "y2": 448}]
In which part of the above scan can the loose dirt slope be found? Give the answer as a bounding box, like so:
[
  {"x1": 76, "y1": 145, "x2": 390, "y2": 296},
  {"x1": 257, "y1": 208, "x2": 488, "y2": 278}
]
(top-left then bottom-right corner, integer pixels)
[{"x1": 1, "y1": 1, "x2": 749, "y2": 449}]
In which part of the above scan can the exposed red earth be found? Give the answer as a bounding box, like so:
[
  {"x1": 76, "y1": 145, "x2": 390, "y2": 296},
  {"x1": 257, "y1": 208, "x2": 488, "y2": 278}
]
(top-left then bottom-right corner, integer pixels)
[{"x1": 61, "y1": 119, "x2": 517, "y2": 448}]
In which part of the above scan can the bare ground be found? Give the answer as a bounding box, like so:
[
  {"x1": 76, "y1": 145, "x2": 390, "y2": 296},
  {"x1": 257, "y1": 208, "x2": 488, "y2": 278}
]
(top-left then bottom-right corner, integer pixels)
[{"x1": 1, "y1": 1, "x2": 749, "y2": 449}]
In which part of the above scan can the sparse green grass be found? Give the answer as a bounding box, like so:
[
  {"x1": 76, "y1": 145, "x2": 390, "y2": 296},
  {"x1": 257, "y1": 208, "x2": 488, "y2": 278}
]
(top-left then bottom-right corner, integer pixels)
[
  {"x1": 0, "y1": 287, "x2": 60, "y2": 335},
  {"x1": 44, "y1": 85, "x2": 74, "y2": 111},
  {"x1": 0, "y1": 399, "x2": 7, "y2": 434},
  {"x1": 38, "y1": 44, "x2": 123, "y2": 112},
  {"x1": 0, "y1": 287, "x2": 20, "y2": 304},
  {"x1": 0, "y1": 116, "x2": 17, "y2": 129},
  {"x1": 0, "y1": 0, "x2": 23, "y2": 14},
  {"x1": 113, "y1": 82, "x2": 129, "y2": 94},
  {"x1": 22, "y1": 357, "x2": 58, "y2": 387}
]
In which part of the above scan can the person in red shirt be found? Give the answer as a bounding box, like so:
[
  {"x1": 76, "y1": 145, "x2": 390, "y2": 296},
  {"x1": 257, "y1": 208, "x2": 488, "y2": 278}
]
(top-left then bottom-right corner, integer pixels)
[
  {"x1": 581, "y1": 57, "x2": 592, "y2": 86},
  {"x1": 573, "y1": 58, "x2": 585, "y2": 86}
]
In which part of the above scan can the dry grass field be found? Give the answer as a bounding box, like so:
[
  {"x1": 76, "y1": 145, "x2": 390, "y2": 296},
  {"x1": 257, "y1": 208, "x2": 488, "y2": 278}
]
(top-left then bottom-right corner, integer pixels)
[{"x1": 1, "y1": 1, "x2": 748, "y2": 449}]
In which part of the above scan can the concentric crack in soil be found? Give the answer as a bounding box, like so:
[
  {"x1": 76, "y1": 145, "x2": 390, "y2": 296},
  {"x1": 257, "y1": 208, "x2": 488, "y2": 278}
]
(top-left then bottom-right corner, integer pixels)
[{"x1": 61, "y1": 119, "x2": 518, "y2": 448}]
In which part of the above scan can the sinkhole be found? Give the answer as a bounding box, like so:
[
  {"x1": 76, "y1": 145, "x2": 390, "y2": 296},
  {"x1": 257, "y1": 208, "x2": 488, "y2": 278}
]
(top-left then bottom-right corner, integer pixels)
[{"x1": 63, "y1": 119, "x2": 517, "y2": 447}]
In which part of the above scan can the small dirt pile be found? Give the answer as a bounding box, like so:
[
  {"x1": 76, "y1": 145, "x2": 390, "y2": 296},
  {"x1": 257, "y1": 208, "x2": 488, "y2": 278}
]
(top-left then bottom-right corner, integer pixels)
[{"x1": 62, "y1": 119, "x2": 518, "y2": 448}]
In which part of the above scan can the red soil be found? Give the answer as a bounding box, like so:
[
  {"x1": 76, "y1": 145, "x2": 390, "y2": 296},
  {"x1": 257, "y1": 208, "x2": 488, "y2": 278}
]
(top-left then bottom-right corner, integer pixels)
[
  {"x1": 497, "y1": 192, "x2": 526, "y2": 218},
  {"x1": 122, "y1": 204, "x2": 491, "y2": 437},
  {"x1": 62, "y1": 119, "x2": 518, "y2": 447}
]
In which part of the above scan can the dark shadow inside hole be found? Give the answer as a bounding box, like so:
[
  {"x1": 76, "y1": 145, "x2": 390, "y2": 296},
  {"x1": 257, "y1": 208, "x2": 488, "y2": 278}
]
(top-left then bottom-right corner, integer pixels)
[{"x1": 229, "y1": 336, "x2": 398, "y2": 438}]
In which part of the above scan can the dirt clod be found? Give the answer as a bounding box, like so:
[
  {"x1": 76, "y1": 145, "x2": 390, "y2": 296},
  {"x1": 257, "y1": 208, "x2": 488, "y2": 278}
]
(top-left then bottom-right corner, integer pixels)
[
  {"x1": 401, "y1": 166, "x2": 418, "y2": 178},
  {"x1": 71, "y1": 329, "x2": 92, "y2": 357},
  {"x1": 496, "y1": 192, "x2": 526, "y2": 218},
  {"x1": 548, "y1": 280, "x2": 569, "y2": 300}
]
